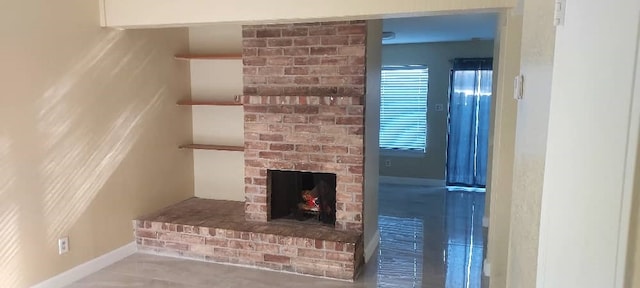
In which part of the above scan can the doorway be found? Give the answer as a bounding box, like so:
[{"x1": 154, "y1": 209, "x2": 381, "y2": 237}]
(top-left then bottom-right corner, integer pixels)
[
  {"x1": 446, "y1": 58, "x2": 493, "y2": 188},
  {"x1": 375, "y1": 13, "x2": 498, "y2": 288}
]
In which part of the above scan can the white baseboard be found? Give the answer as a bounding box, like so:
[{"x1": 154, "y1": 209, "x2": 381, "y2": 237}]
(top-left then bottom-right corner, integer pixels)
[
  {"x1": 379, "y1": 176, "x2": 445, "y2": 187},
  {"x1": 483, "y1": 258, "x2": 491, "y2": 277},
  {"x1": 483, "y1": 216, "x2": 490, "y2": 228},
  {"x1": 364, "y1": 229, "x2": 380, "y2": 263},
  {"x1": 32, "y1": 242, "x2": 137, "y2": 288}
]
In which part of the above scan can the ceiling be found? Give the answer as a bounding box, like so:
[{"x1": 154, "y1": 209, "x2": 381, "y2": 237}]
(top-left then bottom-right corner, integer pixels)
[{"x1": 382, "y1": 13, "x2": 499, "y2": 45}]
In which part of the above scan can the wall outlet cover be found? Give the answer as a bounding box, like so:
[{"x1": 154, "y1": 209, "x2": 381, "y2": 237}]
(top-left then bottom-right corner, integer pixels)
[{"x1": 58, "y1": 237, "x2": 69, "y2": 255}]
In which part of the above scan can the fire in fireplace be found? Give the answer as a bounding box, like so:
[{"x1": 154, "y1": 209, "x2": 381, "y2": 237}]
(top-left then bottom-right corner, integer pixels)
[{"x1": 268, "y1": 170, "x2": 337, "y2": 225}]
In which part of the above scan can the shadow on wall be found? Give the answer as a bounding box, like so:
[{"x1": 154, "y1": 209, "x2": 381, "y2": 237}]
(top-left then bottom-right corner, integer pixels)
[
  {"x1": 0, "y1": 30, "x2": 169, "y2": 287},
  {"x1": 0, "y1": 204, "x2": 20, "y2": 288},
  {"x1": 0, "y1": 137, "x2": 14, "y2": 198},
  {"x1": 0, "y1": 136, "x2": 20, "y2": 286}
]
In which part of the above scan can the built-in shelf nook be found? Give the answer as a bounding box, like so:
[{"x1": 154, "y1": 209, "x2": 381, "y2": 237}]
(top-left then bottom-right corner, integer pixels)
[
  {"x1": 176, "y1": 100, "x2": 242, "y2": 106},
  {"x1": 174, "y1": 54, "x2": 243, "y2": 60},
  {"x1": 178, "y1": 144, "x2": 244, "y2": 151}
]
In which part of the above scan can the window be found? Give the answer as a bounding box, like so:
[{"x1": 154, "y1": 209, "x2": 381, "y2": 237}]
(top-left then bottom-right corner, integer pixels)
[{"x1": 379, "y1": 65, "x2": 428, "y2": 152}]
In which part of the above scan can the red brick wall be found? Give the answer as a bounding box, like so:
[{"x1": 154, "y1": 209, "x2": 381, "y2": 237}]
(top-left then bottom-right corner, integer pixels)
[
  {"x1": 242, "y1": 21, "x2": 366, "y2": 231},
  {"x1": 134, "y1": 220, "x2": 364, "y2": 280}
]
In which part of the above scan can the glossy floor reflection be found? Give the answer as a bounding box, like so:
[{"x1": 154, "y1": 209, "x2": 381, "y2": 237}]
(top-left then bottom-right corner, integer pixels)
[
  {"x1": 68, "y1": 183, "x2": 486, "y2": 288},
  {"x1": 377, "y1": 183, "x2": 485, "y2": 288}
]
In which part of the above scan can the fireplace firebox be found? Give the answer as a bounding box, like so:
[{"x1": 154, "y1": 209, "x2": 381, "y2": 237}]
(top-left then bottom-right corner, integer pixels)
[{"x1": 268, "y1": 170, "x2": 337, "y2": 225}]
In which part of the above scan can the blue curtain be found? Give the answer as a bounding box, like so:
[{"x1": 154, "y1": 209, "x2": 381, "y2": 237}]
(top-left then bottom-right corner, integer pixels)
[{"x1": 446, "y1": 59, "x2": 493, "y2": 188}]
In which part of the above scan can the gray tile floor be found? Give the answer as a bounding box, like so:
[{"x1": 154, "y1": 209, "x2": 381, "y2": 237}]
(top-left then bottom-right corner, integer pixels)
[{"x1": 69, "y1": 184, "x2": 486, "y2": 287}]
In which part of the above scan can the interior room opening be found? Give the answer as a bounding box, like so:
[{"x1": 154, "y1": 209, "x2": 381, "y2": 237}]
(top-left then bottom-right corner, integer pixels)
[{"x1": 375, "y1": 12, "x2": 498, "y2": 288}]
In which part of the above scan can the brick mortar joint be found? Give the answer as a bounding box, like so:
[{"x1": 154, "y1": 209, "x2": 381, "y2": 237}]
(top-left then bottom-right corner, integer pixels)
[
  {"x1": 240, "y1": 95, "x2": 364, "y2": 106},
  {"x1": 135, "y1": 239, "x2": 359, "y2": 279}
]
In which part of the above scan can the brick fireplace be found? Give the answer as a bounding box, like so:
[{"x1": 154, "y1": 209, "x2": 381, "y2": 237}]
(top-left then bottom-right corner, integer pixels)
[
  {"x1": 242, "y1": 21, "x2": 366, "y2": 232},
  {"x1": 133, "y1": 20, "x2": 368, "y2": 281}
]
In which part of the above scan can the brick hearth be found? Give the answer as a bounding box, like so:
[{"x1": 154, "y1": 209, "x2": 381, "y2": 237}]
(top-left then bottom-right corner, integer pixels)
[{"x1": 134, "y1": 198, "x2": 363, "y2": 280}]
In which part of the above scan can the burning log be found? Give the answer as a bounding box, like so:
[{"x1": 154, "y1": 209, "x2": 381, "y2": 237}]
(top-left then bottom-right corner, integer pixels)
[
  {"x1": 296, "y1": 180, "x2": 335, "y2": 224},
  {"x1": 300, "y1": 189, "x2": 319, "y2": 211}
]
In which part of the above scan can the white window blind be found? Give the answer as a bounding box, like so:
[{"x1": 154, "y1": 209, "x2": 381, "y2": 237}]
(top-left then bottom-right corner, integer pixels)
[{"x1": 380, "y1": 65, "x2": 428, "y2": 152}]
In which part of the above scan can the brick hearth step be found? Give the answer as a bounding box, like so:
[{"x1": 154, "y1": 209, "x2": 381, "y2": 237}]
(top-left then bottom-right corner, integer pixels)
[{"x1": 133, "y1": 197, "x2": 364, "y2": 281}]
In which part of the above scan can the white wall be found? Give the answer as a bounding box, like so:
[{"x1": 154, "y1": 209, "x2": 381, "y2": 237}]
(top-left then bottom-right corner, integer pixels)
[
  {"x1": 190, "y1": 24, "x2": 243, "y2": 55},
  {"x1": 190, "y1": 60, "x2": 243, "y2": 99},
  {"x1": 536, "y1": 0, "x2": 640, "y2": 287},
  {"x1": 189, "y1": 25, "x2": 245, "y2": 201},
  {"x1": 101, "y1": 0, "x2": 515, "y2": 28}
]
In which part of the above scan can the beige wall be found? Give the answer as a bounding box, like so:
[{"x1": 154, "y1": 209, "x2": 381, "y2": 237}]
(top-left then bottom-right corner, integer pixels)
[
  {"x1": 0, "y1": 1, "x2": 192, "y2": 286},
  {"x1": 364, "y1": 20, "x2": 382, "y2": 259},
  {"x1": 485, "y1": 10, "x2": 522, "y2": 288},
  {"x1": 101, "y1": 0, "x2": 515, "y2": 27},
  {"x1": 629, "y1": 34, "x2": 640, "y2": 287},
  {"x1": 506, "y1": 0, "x2": 556, "y2": 286},
  {"x1": 380, "y1": 40, "x2": 494, "y2": 179},
  {"x1": 189, "y1": 25, "x2": 243, "y2": 55},
  {"x1": 629, "y1": 141, "x2": 640, "y2": 287}
]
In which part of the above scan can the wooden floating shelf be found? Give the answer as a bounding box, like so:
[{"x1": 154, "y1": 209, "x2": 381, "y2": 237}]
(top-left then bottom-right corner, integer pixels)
[
  {"x1": 179, "y1": 144, "x2": 244, "y2": 152},
  {"x1": 174, "y1": 54, "x2": 242, "y2": 60},
  {"x1": 177, "y1": 100, "x2": 242, "y2": 106}
]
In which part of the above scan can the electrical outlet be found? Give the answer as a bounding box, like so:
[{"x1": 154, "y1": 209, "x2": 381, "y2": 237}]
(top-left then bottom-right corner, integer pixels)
[
  {"x1": 385, "y1": 159, "x2": 392, "y2": 167},
  {"x1": 58, "y1": 237, "x2": 69, "y2": 255}
]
